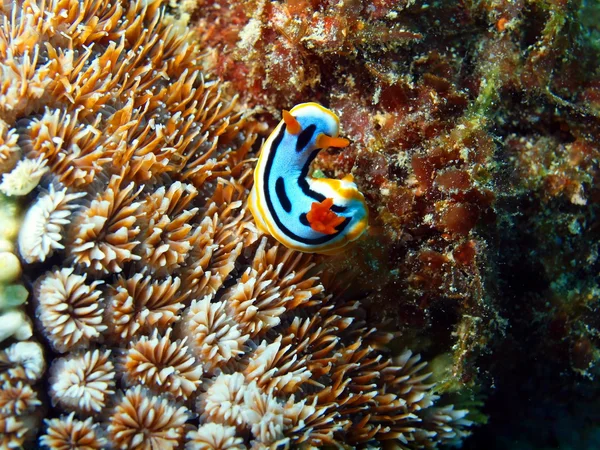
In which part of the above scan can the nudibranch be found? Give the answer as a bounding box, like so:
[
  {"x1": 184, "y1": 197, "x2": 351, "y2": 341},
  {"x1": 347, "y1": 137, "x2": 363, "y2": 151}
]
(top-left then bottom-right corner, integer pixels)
[{"x1": 249, "y1": 102, "x2": 368, "y2": 254}]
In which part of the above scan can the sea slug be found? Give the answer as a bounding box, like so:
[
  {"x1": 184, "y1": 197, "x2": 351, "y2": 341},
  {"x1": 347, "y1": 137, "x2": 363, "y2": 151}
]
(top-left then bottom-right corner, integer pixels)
[{"x1": 249, "y1": 102, "x2": 368, "y2": 254}]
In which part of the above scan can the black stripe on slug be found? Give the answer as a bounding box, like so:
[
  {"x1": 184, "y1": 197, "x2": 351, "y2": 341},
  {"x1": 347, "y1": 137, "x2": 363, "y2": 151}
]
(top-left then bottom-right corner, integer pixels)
[
  {"x1": 263, "y1": 125, "x2": 350, "y2": 245},
  {"x1": 299, "y1": 213, "x2": 310, "y2": 226},
  {"x1": 275, "y1": 177, "x2": 291, "y2": 213},
  {"x1": 295, "y1": 124, "x2": 316, "y2": 152},
  {"x1": 297, "y1": 151, "x2": 347, "y2": 214}
]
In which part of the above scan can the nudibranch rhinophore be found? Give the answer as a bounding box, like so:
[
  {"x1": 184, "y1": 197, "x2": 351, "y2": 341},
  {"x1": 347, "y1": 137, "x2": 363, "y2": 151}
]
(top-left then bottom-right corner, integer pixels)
[{"x1": 249, "y1": 102, "x2": 368, "y2": 255}]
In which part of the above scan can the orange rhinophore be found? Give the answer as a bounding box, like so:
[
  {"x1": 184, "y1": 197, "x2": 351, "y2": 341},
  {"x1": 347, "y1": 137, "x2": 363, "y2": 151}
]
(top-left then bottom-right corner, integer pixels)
[
  {"x1": 316, "y1": 134, "x2": 350, "y2": 149},
  {"x1": 282, "y1": 110, "x2": 302, "y2": 134}
]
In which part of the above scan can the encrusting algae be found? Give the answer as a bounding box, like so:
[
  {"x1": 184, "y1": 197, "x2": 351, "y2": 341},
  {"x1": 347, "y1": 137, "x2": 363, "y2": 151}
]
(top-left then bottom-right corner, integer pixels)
[{"x1": 0, "y1": 0, "x2": 473, "y2": 448}]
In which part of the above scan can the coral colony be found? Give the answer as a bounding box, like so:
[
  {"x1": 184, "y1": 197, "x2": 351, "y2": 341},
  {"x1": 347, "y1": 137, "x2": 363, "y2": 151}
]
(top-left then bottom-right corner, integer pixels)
[
  {"x1": 2, "y1": 0, "x2": 598, "y2": 448},
  {"x1": 0, "y1": 0, "x2": 472, "y2": 448}
]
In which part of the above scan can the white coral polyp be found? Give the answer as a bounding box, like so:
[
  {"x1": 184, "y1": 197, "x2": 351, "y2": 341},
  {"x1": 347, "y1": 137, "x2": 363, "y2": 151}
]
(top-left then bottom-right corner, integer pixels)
[
  {"x1": 181, "y1": 296, "x2": 248, "y2": 372},
  {"x1": 124, "y1": 329, "x2": 202, "y2": 400},
  {"x1": 49, "y1": 349, "x2": 115, "y2": 414},
  {"x1": 241, "y1": 382, "x2": 285, "y2": 445},
  {"x1": 0, "y1": 341, "x2": 45, "y2": 382},
  {"x1": 0, "y1": 380, "x2": 41, "y2": 415},
  {"x1": 0, "y1": 156, "x2": 48, "y2": 196},
  {"x1": 107, "y1": 385, "x2": 190, "y2": 450},
  {"x1": 244, "y1": 339, "x2": 311, "y2": 394},
  {"x1": 40, "y1": 412, "x2": 107, "y2": 450},
  {"x1": 186, "y1": 423, "x2": 246, "y2": 450},
  {"x1": 0, "y1": 119, "x2": 19, "y2": 173},
  {"x1": 18, "y1": 184, "x2": 85, "y2": 263},
  {"x1": 199, "y1": 372, "x2": 247, "y2": 427}
]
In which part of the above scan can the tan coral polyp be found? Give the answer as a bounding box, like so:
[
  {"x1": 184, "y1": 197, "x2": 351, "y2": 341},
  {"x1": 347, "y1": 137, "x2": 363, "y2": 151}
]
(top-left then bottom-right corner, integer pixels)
[
  {"x1": 123, "y1": 329, "x2": 202, "y2": 400},
  {"x1": 35, "y1": 268, "x2": 106, "y2": 353},
  {"x1": 40, "y1": 413, "x2": 107, "y2": 450},
  {"x1": 107, "y1": 386, "x2": 189, "y2": 450},
  {"x1": 105, "y1": 273, "x2": 187, "y2": 340},
  {"x1": 69, "y1": 174, "x2": 143, "y2": 274}
]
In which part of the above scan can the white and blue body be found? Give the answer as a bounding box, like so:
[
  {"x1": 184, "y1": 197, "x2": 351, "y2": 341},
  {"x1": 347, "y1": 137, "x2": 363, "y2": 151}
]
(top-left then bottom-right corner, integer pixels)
[{"x1": 249, "y1": 103, "x2": 368, "y2": 254}]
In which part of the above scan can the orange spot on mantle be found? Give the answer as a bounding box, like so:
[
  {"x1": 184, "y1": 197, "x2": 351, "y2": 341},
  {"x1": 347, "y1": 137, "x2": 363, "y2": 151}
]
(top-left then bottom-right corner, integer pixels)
[{"x1": 306, "y1": 198, "x2": 345, "y2": 235}]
